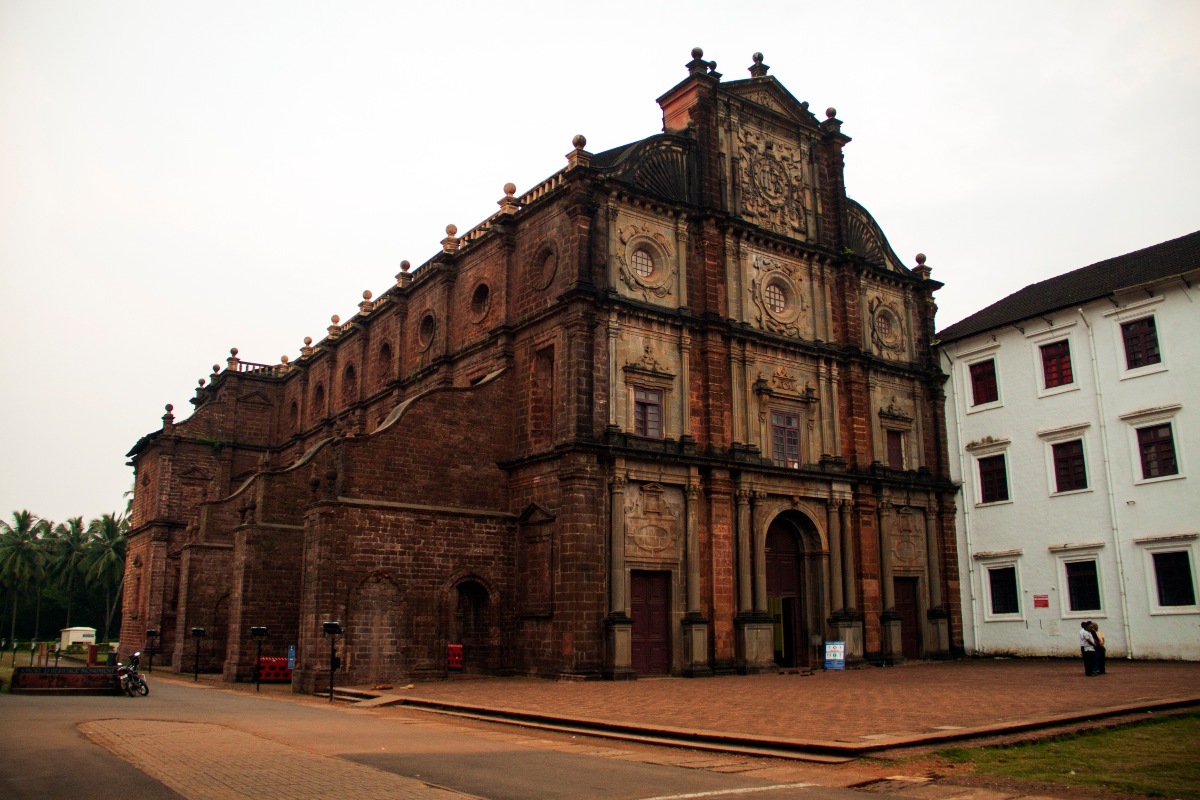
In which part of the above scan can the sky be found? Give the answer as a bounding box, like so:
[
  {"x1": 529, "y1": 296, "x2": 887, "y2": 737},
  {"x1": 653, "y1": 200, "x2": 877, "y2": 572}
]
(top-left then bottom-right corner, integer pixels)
[{"x1": 2, "y1": 1, "x2": 1198, "y2": 524}]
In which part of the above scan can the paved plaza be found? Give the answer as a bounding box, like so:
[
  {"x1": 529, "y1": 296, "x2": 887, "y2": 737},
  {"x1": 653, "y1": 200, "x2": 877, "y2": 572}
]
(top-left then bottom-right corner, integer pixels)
[{"x1": 384, "y1": 658, "x2": 1200, "y2": 754}]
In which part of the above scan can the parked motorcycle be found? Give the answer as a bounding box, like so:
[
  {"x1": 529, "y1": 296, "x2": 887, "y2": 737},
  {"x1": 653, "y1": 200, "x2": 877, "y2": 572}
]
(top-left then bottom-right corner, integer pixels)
[{"x1": 116, "y1": 651, "x2": 149, "y2": 696}]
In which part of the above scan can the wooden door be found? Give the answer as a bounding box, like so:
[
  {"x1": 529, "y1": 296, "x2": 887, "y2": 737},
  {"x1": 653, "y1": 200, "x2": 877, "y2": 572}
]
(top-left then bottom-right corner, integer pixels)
[
  {"x1": 766, "y1": 526, "x2": 806, "y2": 667},
  {"x1": 631, "y1": 571, "x2": 670, "y2": 675},
  {"x1": 894, "y1": 577, "x2": 921, "y2": 660}
]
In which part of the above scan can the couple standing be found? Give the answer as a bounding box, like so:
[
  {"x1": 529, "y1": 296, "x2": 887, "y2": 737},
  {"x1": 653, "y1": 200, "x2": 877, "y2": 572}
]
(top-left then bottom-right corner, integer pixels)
[{"x1": 1079, "y1": 621, "x2": 1106, "y2": 676}]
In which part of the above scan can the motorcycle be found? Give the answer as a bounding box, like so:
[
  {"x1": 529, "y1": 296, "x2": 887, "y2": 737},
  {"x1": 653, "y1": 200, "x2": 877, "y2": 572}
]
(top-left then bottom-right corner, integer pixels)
[{"x1": 116, "y1": 651, "x2": 150, "y2": 697}]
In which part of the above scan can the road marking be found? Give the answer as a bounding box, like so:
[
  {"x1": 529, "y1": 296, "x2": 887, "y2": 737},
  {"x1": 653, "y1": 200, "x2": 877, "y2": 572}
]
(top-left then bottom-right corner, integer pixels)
[{"x1": 634, "y1": 784, "x2": 817, "y2": 799}]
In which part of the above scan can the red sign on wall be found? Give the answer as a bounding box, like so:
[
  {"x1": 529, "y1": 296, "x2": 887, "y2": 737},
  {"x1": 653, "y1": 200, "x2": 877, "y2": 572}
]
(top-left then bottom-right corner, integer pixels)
[{"x1": 1034, "y1": 594, "x2": 1049, "y2": 608}]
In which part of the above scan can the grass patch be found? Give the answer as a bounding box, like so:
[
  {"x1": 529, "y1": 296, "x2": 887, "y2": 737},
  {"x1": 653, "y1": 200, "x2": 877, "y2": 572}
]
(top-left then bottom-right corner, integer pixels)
[{"x1": 939, "y1": 712, "x2": 1200, "y2": 798}]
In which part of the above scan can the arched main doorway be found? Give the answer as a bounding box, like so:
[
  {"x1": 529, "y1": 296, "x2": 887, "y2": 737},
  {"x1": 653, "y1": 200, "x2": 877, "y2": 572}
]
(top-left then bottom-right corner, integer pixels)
[
  {"x1": 453, "y1": 579, "x2": 492, "y2": 673},
  {"x1": 765, "y1": 512, "x2": 823, "y2": 668},
  {"x1": 348, "y1": 573, "x2": 405, "y2": 684}
]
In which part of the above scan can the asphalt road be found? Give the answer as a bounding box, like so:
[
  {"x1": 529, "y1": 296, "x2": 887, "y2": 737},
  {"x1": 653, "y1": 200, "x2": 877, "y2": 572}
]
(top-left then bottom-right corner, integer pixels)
[{"x1": 0, "y1": 679, "x2": 869, "y2": 800}]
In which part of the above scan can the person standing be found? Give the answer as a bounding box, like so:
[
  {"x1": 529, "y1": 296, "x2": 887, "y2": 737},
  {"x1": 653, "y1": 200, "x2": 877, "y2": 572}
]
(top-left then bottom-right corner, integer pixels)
[
  {"x1": 1090, "y1": 621, "x2": 1106, "y2": 675},
  {"x1": 1079, "y1": 620, "x2": 1097, "y2": 676}
]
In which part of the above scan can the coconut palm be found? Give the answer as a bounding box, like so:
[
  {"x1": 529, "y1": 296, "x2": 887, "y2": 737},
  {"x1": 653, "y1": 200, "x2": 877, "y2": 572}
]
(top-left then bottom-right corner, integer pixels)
[
  {"x1": 0, "y1": 510, "x2": 47, "y2": 643},
  {"x1": 85, "y1": 513, "x2": 127, "y2": 642},
  {"x1": 52, "y1": 517, "x2": 90, "y2": 628}
]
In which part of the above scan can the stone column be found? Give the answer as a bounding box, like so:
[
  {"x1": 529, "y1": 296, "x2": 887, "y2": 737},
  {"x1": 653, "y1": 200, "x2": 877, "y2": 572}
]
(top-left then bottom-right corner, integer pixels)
[
  {"x1": 680, "y1": 331, "x2": 694, "y2": 450},
  {"x1": 752, "y1": 491, "x2": 768, "y2": 613},
  {"x1": 840, "y1": 499, "x2": 856, "y2": 612},
  {"x1": 925, "y1": 505, "x2": 950, "y2": 656},
  {"x1": 735, "y1": 486, "x2": 774, "y2": 673},
  {"x1": 682, "y1": 482, "x2": 711, "y2": 676},
  {"x1": 606, "y1": 315, "x2": 619, "y2": 430},
  {"x1": 879, "y1": 502, "x2": 896, "y2": 613},
  {"x1": 879, "y1": 501, "x2": 903, "y2": 661},
  {"x1": 604, "y1": 471, "x2": 634, "y2": 679},
  {"x1": 735, "y1": 489, "x2": 752, "y2": 614},
  {"x1": 833, "y1": 498, "x2": 864, "y2": 663},
  {"x1": 827, "y1": 497, "x2": 843, "y2": 615}
]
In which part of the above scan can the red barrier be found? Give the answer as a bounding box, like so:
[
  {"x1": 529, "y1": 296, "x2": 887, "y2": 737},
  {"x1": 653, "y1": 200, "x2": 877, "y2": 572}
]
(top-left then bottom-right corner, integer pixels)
[
  {"x1": 447, "y1": 643, "x2": 463, "y2": 670},
  {"x1": 257, "y1": 656, "x2": 292, "y2": 682}
]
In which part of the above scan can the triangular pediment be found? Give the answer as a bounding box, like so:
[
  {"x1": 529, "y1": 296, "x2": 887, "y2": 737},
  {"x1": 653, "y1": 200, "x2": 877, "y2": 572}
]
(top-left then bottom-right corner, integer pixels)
[
  {"x1": 179, "y1": 467, "x2": 212, "y2": 482},
  {"x1": 518, "y1": 503, "x2": 555, "y2": 525},
  {"x1": 722, "y1": 78, "x2": 819, "y2": 127},
  {"x1": 236, "y1": 390, "x2": 272, "y2": 406}
]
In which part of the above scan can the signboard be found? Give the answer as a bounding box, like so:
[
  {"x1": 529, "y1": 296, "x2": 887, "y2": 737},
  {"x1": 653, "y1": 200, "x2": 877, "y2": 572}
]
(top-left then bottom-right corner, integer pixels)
[
  {"x1": 1034, "y1": 594, "x2": 1050, "y2": 608},
  {"x1": 287, "y1": 644, "x2": 295, "y2": 670},
  {"x1": 823, "y1": 641, "x2": 846, "y2": 670}
]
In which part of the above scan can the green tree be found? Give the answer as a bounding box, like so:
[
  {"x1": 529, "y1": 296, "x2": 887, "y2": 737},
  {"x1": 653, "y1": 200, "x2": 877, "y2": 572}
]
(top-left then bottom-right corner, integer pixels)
[
  {"x1": 51, "y1": 517, "x2": 90, "y2": 628},
  {"x1": 85, "y1": 513, "x2": 127, "y2": 642},
  {"x1": 0, "y1": 510, "x2": 47, "y2": 643}
]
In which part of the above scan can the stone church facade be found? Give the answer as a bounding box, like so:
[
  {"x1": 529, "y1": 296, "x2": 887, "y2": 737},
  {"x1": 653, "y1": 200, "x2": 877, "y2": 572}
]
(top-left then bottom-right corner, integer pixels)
[{"x1": 122, "y1": 49, "x2": 962, "y2": 689}]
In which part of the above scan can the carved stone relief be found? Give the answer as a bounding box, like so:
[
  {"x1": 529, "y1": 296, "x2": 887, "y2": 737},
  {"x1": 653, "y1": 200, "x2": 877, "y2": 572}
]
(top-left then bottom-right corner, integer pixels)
[
  {"x1": 890, "y1": 508, "x2": 925, "y2": 568},
  {"x1": 615, "y1": 219, "x2": 677, "y2": 302},
  {"x1": 624, "y1": 482, "x2": 683, "y2": 559},
  {"x1": 736, "y1": 127, "x2": 810, "y2": 237},
  {"x1": 749, "y1": 255, "x2": 809, "y2": 337},
  {"x1": 868, "y1": 295, "x2": 906, "y2": 357}
]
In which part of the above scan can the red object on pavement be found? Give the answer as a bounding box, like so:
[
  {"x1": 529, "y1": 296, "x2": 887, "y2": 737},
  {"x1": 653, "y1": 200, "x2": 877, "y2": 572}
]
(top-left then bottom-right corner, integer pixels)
[
  {"x1": 257, "y1": 657, "x2": 292, "y2": 682},
  {"x1": 447, "y1": 644, "x2": 463, "y2": 669}
]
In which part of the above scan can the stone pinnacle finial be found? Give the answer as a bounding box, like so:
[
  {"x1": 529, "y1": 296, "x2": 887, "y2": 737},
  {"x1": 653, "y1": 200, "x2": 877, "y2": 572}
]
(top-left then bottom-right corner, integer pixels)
[
  {"x1": 826, "y1": 107, "x2": 837, "y2": 119},
  {"x1": 687, "y1": 47, "x2": 709, "y2": 77},
  {"x1": 749, "y1": 52, "x2": 769, "y2": 78},
  {"x1": 567, "y1": 134, "x2": 592, "y2": 170},
  {"x1": 300, "y1": 336, "x2": 314, "y2": 357},
  {"x1": 396, "y1": 260, "x2": 412, "y2": 287},
  {"x1": 913, "y1": 253, "x2": 932, "y2": 280},
  {"x1": 498, "y1": 182, "x2": 519, "y2": 215},
  {"x1": 212, "y1": 364, "x2": 220, "y2": 375},
  {"x1": 442, "y1": 224, "x2": 460, "y2": 254},
  {"x1": 331, "y1": 314, "x2": 340, "y2": 325}
]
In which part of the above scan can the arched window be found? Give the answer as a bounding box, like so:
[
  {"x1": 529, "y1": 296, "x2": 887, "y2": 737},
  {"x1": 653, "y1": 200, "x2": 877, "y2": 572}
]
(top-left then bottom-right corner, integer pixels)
[
  {"x1": 342, "y1": 364, "x2": 358, "y2": 406},
  {"x1": 312, "y1": 383, "x2": 326, "y2": 419},
  {"x1": 376, "y1": 342, "x2": 393, "y2": 388}
]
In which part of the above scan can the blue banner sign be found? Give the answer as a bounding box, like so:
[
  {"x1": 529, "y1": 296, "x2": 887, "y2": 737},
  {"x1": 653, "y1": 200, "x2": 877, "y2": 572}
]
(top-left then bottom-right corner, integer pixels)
[{"x1": 287, "y1": 644, "x2": 295, "y2": 670}]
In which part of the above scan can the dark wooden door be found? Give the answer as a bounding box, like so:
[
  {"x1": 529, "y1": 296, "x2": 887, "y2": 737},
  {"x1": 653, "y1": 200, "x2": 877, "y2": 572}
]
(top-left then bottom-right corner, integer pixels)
[
  {"x1": 766, "y1": 525, "x2": 805, "y2": 667},
  {"x1": 894, "y1": 577, "x2": 921, "y2": 659},
  {"x1": 631, "y1": 571, "x2": 670, "y2": 675}
]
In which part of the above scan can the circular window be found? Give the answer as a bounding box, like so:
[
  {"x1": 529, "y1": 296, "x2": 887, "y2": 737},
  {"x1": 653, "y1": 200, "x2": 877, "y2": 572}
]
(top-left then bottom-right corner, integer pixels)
[
  {"x1": 764, "y1": 281, "x2": 787, "y2": 314},
  {"x1": 417, "y1": 313, "x2": 436, "y2": 350},
  {"x1": 470, "y1": 283, "x2": 490, "y2": 321},
  {"x1": 875, "y1": 313, "x2": 892, "y2": 338},
  {"x1": 630, "y1": 248, "x2": 655, "y2": 278},
  {"x1": 534, "y1": 249, "x2": 557, "y2": 290}
]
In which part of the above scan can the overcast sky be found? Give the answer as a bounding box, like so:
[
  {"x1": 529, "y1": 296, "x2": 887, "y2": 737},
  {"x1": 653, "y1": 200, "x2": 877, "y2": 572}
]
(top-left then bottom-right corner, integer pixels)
[{"x1": 2, "y1": 1, "x2": 1197, "y2": 524}]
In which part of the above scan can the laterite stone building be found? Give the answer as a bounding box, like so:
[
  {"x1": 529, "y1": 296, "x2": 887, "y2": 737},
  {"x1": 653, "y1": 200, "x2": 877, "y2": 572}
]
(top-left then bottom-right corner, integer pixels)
[{"x1": 122, "y1": 49, "x2": 962, "y2": 689}]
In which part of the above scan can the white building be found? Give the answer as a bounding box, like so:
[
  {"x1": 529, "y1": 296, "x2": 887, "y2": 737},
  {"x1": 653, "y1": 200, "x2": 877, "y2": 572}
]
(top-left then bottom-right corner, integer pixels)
[{"x1": 940, "y1": 231, "x2": 1200, "y2": 661}]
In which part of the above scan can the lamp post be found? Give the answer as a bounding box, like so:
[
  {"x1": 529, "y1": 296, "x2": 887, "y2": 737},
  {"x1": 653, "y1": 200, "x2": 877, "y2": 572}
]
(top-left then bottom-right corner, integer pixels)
[
  {"x1": 191, "y1": 627, "x2": 206, "y2": 681},
  {"x1": 145, "y1": 629, "x2": 158, "y2": 673},
  {"x1": 321, "y1": 621, "x2": 343, "y2": 702},
  {"x1": 249, "y1": 627, "x2": 268, "y2": 692}
]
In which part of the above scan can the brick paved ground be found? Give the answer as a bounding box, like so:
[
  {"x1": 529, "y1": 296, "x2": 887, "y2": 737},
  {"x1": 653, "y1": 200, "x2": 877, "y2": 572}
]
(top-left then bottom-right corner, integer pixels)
[
  {"x1": 80, "y1": 719, "x2": 476, "y2": 800},
  {"x1": 385, "y1": 659, "x2": 1200, "y2": 744}
]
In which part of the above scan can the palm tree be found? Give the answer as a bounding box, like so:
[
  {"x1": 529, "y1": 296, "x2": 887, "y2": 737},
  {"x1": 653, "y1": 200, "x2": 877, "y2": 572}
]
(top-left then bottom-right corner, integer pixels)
[
  {"x1": 52, "y1": 517, "x2": 90, "y2": 628},
  {"x1": 85, "y1": 513, "x2": 127, "y2": 642},
  {"x1": 0, "y1": 510, "x2": 47, "y2": 643},
  {"x1": 31, "y1": 518, "x2": 54, "y2": 640}
]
